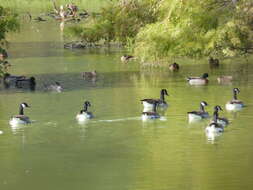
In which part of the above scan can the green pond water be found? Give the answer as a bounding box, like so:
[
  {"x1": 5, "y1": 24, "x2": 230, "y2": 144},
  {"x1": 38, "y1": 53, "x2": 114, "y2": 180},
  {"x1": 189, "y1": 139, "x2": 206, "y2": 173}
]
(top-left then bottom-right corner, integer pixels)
[{"x1": 1, "y1": 21, "x2": 253, "y2": 190}]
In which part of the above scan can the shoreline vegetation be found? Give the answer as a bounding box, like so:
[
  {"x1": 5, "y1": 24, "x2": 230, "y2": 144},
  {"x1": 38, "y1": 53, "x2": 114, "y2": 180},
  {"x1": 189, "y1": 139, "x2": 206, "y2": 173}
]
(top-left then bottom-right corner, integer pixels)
[
  {"x1": 0, "y1": 6, "x2": 19, "y2": 75},
  {"x1": 0, "y1": 0, "x2": 108, "y2": 13},
  {"x1": 1, "y1": 0, "x2": 253, "y2": 66},
  {"x1": 66, "y1": 0, "x2": 253, "y2": 65}
]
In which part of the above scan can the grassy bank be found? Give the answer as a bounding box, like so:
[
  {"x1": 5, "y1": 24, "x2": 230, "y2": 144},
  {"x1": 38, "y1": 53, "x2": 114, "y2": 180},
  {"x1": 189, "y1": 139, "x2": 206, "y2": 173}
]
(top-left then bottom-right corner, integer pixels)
[{"x1": 0, "y1": 0, "x2": 108, "y2": 13}]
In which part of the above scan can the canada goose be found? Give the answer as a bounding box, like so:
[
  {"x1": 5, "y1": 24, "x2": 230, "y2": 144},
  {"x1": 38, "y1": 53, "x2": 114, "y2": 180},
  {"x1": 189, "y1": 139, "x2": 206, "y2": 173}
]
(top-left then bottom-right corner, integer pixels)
[
  {"x1": 226, "y1": 88, "x2": 244, "y2": 111},
  {"x1": 121, "y1": 55, "x2": 134, "y2": 62},
  {"x1": 76, "y1": 101, "x2": 93, "y2": 122},
  {"x1": 213, "y1": 105, "x2": 229, "y2": 127},
  {"x1": 15, "y1": 77, "x2": 36, "y2": 90},
  {"x1": 187, "y1": 101, "x2": 209, "y2": 122},
  {"x1": 205, "y1": 109, "x2": 224, "y2": 133},
  {"x1": 9, "y1": 103, "x2": 31, "y2": 126},
  {"x1": 82, "y1": 70, "x2": 97, "y2": 79},
  {"x1": 169, "y1": 62, "x2": 179, "y2": 71},
  {"x1": 209, "y1": 57, "x2": 219, "y2": 67},
  {"x1": 217, "y1": 76, "x2": 233, "y2": 84},
  {"x1": 44, "y1": 82, "x2": 63, "y2": 92},
  {"x1": 187, "y1": 73, "x2": 209, "y2": 85},
  {"x1": 141, "y1": 89, "x2": 169, "y2": 111},
  {"x1": 142, "y1": 102, "x2": 160, "y2": 121}
]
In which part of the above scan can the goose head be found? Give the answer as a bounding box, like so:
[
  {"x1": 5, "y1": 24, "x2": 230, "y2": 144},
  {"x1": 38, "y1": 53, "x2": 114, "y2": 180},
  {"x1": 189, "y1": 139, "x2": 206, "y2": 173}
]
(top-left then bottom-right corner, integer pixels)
[
  {"x1": 21, "y1": 102, "x2": 30, "y2": 108},
  {"x1": 233, "y1": 88, "x2": 240, "y2": 94},
  {"x1": 161, "y1": 89, "x2": 168, "y2": 96},
  {"x1": 83, "y1": 101, "x2": 91, "y2": 110},
  {"x1": 19, "y1": 102, "x2": 30, "y2": 115},
  {"x1": 200, "y1": 101, "x2": 208, "y2": 107},
  {"x1": 84, "y1": 101, "x2": 91, "y2": 107},
  {"x1": 233, "y1": 88, "x2": 240, "y2": 100},
  {"x1": 214, "y1": 105, "x2": 223, "y2": 112}
]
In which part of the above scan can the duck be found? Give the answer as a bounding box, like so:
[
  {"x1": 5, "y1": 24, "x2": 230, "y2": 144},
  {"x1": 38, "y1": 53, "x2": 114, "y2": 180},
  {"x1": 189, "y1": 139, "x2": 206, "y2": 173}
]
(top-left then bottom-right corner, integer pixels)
[
  {"x1": 141, "y1": 89, "x2": 169, "y2": 111},
  {"x1": 9, "y1": 103, "x2": 31, "y2": 126},
  {"x1": 76, "y1": 101, "x2": 93, "y2": 122},
  {"x1": 169, "y1": 62, "x2": 179, "y2": 71},
  {"x1": 217, "y1": 76, "x2": 233, "y2": 84},
  {"x1": 142, "y1": 102, "x2": 160, "y2": 121},
  {"x1": 209, "y1": 57, "x2": 219, "y2": 67},
  {"x1": 44, "y1": 82, "x2": 63, "y2": 92},
  {"x1": 82, "y1": 70, "x2": 97, "y2": 79},
  {"x1": 213, "y1": 105, "x2": 229, "y2": 127},
  {"x1": 205, "y1": 109, "x2": 224, "y2": 133},
  {"x1": 187, "y1": 73, "x2": 209, "y2": 85},
  {"x1": 187, "y1": 101, "x2": 209, "y2": 122},
  {"x1": 121, "y1": 55, "x2": 134, "y2": 62},
  {"x1": 225, "y1": 88, "x2": 244, "y2": 111},
  {"x1": 15, "y1": 76, "x2": 36, "y2": 90},
  {"x1": 3, "y1": 73, "x2": 26, "y2": 87},
  {"x1": 34, "y1": 16, "x2": 46, "y2": 22}
]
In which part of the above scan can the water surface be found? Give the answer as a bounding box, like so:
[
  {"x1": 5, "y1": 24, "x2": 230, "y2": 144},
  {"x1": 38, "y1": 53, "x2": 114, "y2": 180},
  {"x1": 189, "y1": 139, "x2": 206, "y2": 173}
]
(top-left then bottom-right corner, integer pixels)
[{"x1": 1, "y1": 21, "x2": 253, "y2": 190}]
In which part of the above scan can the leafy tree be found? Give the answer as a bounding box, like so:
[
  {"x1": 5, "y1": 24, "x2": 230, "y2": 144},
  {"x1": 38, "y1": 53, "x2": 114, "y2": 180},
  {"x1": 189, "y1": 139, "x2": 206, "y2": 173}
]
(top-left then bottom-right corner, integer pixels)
[
  {"x1": 134, "y1": 0, "x2": 253, "y2": 62},
  {"x1": 66, "y1": 0, "x2": 160, "y2": 44},
  {"x1": 0, "y1": 6, "x2": 19, "y2": 74}
]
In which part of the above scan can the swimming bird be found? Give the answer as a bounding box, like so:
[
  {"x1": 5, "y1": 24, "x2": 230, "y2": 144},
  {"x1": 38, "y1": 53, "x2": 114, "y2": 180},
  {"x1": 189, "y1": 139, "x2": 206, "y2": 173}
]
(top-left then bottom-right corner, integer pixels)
[
  {"x1": 34, "y1": 16, "x2": 46, "y2": 22},
  {"x1": 142, "y1": 102, "x2": 160, "y2": 121},
  {"x1": 205, "y1": 109, "x2": 224, "y2": 133},
  {"x1": 76, "y1": 101, "x2": 93, "y2": 122},
  {"x1": 9, "y1": 103, "x2": 31, "y2": 126},
  {"x1": 121, "y1": 55, "x2": 134, "y2": 62},
  {"x1": 141, "y1": 89, "x2": 169, "y2": 111},
  {"x1": 15, "y1": 76, "x2": 36, "y2": 90},
  {"x1": 225, "y1": 88, "x2": 244, "y2": 111},
  {"x1": 82, "y1": 70, "x2": 97, "y2": 79},
  {"x1": 187, "y1": 101, "x2": 209, "y2": 122},
  {"x1": 44, "y1": 82, "x2": 63, "y2": 92},
  {"x1": 217, "y1": 76, "x2": 233, "y2": 84},
  {"x1": 187, "y1": 73, "x2": 209, "y2": 85},
  {"x1": 169, "y1": 62, "x2": 179, "y2": 71},
  {"x1": 3, "y1": 73, "x2": 26, "y2": 87},
  {"x1": 213, "y1": 105, "x2": 229, "y2": 127}
]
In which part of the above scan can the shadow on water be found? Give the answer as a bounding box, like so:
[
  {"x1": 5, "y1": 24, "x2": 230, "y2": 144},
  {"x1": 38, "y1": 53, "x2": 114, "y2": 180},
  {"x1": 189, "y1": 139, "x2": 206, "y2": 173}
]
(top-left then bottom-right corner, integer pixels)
[
  {"x1": 8, "y1": 41, "x2": 124, "y2": 59},
  {"x1": 0, "y1": 71, "x2": 143, "y2": 93}
]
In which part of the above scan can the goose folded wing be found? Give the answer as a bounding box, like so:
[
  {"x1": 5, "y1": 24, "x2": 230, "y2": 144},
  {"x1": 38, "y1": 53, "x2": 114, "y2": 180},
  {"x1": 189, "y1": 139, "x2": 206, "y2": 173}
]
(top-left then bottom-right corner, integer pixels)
[
  {"x1": 14, "y1": 115, "x2": 30, "y2": 122},
  {"x1": 141, "y1": 99, "x2": 159, "y2": 104},
  {"x1": 230, "y1": 100, "x2": 243, "y2": 104}
]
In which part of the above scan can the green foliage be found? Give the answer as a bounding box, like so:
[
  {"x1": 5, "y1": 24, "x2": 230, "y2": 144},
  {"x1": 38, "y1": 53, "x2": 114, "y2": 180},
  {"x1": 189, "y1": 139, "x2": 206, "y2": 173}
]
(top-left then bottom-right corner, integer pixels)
[
  {"x1": 134, "y1": 0, "x2": 253, "y2": 62},
  {"x1": 0, "y1": 6, "x2": 19, "y2": 42},
  {"x1": 0, "y1": 6, "x2": 19, "y2": 75},
  {"x1": 66, "y1": 0, "x2": 159, "y2": 44}
]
